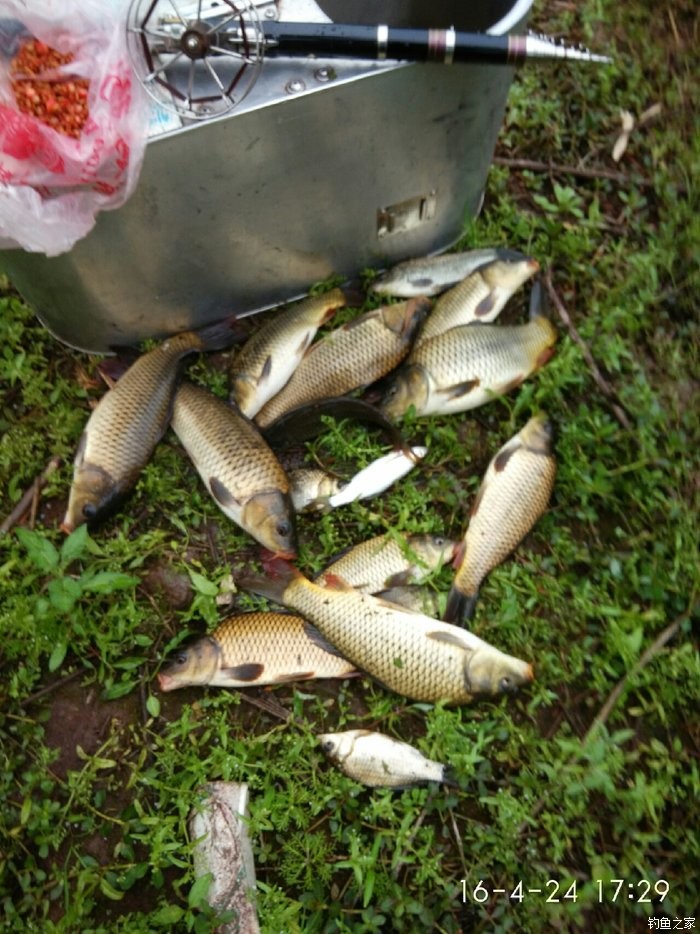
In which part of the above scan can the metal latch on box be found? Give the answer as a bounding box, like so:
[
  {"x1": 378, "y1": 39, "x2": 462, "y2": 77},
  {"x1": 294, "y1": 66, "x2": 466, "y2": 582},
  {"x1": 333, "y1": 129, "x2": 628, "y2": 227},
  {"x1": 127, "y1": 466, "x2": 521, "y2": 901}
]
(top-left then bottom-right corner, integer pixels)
[{"x1": 377, "y1": 190, "x2": 437, "y2": 238}]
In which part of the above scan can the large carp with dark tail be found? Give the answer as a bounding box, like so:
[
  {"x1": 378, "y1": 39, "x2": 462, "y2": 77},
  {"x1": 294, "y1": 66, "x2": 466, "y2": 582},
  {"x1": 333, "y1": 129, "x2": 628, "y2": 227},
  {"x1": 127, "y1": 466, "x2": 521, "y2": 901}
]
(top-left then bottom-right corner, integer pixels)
[
  {"x1": 229, "y1": 289, "x2": 345, "y2": 418},
  {"x1": 415, "y1": 255, "x2": 539, "y2": 346},
  {"x1": 158, "y1": 611, "x2": 358, "y2": 691},
  {"x1": 62, "y1": 318, "x2": 239, "y2": 532},
  {"x1": 254, "y1": 298, "x2": 430, "y2": 428},
  {"x1": 380, "y1": 293, "x2": 557, "y2": 419},
  {"x1": 315, "y1": 533, "x2": 456, "y2": 594},
  {"x1": 444, "y1": 413, "x2": 557, "y2": 625},
  {"x1": 171, "y1": 381, "x2": 296, "y2": 556},
  {"x1": 237, "y1": 562, "x2": 533, "y2": 705}
]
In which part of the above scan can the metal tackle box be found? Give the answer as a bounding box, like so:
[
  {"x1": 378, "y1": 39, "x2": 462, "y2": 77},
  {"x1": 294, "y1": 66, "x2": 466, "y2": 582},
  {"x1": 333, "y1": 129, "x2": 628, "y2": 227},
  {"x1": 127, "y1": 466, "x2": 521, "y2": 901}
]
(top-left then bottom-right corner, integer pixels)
[{"x1": 0, "y1": 0, "x2": 532, "y2": 351}]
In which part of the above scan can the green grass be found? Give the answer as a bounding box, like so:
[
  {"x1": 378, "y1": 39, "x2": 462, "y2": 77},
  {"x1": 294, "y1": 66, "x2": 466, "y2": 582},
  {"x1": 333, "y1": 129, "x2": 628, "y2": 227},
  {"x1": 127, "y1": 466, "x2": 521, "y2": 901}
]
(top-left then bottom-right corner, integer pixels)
[{"x1": 1, "y1": 0, "x2": 699, "y2": 930}]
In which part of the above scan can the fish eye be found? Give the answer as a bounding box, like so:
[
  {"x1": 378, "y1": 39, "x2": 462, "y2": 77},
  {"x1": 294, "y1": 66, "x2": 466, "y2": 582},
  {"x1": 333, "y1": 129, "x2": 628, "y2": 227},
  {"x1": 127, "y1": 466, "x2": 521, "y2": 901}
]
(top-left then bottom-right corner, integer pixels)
[
  {"x1": 434, "y1": 536, "x2": 446, "y2": 546},
  {"x1": 499, "y1": 676, "x2": 514, "y2": 692},
  {"x1": 276, "y1": 520, "x2": 291, "y2": 538},
  {"x1": 82, "y1": 502, "x2": 97, "y2": 519},
  {"x1": 320, "y1": 740, "x2": 334, "y2": 753},
  {"x1": 175, "y1": 651, "x2": 188, "y2": 666}
]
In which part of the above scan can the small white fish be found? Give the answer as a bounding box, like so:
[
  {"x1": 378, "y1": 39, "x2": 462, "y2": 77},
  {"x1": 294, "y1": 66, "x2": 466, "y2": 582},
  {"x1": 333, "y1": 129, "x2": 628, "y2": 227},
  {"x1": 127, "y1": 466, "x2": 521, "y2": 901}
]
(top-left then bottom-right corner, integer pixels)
[
  {"x1": 319, "y1": 729, "x2": 455, "y2": 788},
  {"x1": 371, "y1": 248, "x2": 528, "y2": 298},
  {"x1": 325, "y1": 446, "x2": 427, "y2": 508}
]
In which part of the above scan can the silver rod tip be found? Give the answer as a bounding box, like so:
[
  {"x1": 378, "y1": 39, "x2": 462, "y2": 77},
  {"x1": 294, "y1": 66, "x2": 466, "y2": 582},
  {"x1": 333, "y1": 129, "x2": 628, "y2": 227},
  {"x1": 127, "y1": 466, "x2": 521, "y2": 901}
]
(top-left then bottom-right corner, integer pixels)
[{"x1": 525, "y1": 32, "x2": 612, "y2": 64}]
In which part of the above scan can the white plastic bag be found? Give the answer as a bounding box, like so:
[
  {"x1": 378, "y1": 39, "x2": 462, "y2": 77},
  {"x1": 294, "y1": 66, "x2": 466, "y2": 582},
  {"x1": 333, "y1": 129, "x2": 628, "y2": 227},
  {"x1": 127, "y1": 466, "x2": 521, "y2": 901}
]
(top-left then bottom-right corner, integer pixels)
[{"x1": 0, "y1": 0, "x2": 149, "y2": 256}]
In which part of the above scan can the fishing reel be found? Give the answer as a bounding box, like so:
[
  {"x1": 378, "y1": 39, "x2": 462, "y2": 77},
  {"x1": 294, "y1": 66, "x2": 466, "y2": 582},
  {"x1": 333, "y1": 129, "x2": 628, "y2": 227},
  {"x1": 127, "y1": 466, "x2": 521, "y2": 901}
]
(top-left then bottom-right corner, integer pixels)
[{"x1": 126, "y1": 0, "x2": 268, "y2": 119}]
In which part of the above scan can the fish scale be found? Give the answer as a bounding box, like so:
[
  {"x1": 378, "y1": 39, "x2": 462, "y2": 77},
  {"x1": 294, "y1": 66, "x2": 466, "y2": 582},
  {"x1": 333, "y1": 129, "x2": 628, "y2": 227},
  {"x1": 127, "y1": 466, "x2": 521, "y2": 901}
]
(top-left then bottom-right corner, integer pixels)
[
  {"x1": 255, "y1": 570, "x2": 534, "y2": 704},
  {"x1": 158, "y1": 611, "x2": 357, "y2": 691},
  {"x1": 381, "y1": 314, "x2": 557, "y2": 418},
  {"x1": 446, "y1": 413, "x2": 556, "y2": 623},
  {"x1": 316, "y1": 533, "x2": 456, "y2": 593},
  {"x1": 229, "y1": 289, "x2": 345, "y2": 417},
  {"x1": 171, "y1": 381, "x2": 295, "y2": 555},
  {"x1": 254, "y1": 298, "x2": 430, "y2": 427}
]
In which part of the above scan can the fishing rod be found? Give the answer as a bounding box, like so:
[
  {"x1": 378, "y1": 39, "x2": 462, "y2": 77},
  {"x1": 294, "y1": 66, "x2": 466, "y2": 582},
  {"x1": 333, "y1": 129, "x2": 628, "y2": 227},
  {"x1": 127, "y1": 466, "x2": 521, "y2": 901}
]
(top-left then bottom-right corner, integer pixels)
[
  {"x1": 150, "y1": 20, "x2": 610, "y2": 67},
  {"x1": 127, "y1": 0, "x2": 611, "y2": 118}
]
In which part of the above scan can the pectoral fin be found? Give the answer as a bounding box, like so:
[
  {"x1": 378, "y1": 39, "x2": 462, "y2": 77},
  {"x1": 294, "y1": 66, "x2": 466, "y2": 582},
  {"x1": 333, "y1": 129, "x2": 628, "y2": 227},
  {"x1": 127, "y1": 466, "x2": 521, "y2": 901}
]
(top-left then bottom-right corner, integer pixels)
[
  {"x1": 210, "y1": 476, "x2": 240, "y2": 508},
  {"x1": 259, "y1": 354, "x2": 272, "y2": 384},
  {"x1": 384, "y1": 570, "x2": 413, "y2": 588},
  {"x1": 474, "y1": 293, "x2": 496, "y2": 318},
  {"x1": 221, "y1": 663, "x2": 265, "y2": 682},
  {"x1": 426, "y1": 629, "x2": 471, "y2": 650},
  {"x1": 438, "y1": 379, "x2": 480, "y2": 400},
  {"x1": 303, "y1": 622, "x2": 345, "y2": 657}
]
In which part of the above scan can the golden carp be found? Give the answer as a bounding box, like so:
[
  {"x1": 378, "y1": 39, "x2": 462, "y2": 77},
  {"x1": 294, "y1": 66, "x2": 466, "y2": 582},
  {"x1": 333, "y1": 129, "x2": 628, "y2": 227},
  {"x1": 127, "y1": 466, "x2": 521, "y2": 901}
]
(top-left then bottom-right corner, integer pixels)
[
  {"x1": 445, "y1": 413, "x2": 557, "y2": 624},
  {"x1": 371, "y1": 247, "x2": 527, "y2": 298},
  {"x1": 415, "y1": 256, "x2": 539, "y2": 346},
  {"x1": 254, "y1": 298, "x2": 430, "y2": 427},
  {"x1": 171, "y1": 381, "x2": 296, "y2": 556},
  {"x1": 316, "y1": 532, "x2": 456, "y2": 593},
  {"x1": 319, "y1": 730, "x2": 454, "y2": 788},
  {"x1": 229, "y1": 289, "x2": 345, "y2": 418},
  {"x1": 380, "y1": 312, "x2": 557, "y2": 419},
  {"x1": 237, "y1": 562, "x2": 534, "y2": 704},
  {"x1": 157, "y1": 611, "x2": 358, "y2": 691},
  {"x1": 61, "y1": 318, "x2": 238, "y2": 532}
]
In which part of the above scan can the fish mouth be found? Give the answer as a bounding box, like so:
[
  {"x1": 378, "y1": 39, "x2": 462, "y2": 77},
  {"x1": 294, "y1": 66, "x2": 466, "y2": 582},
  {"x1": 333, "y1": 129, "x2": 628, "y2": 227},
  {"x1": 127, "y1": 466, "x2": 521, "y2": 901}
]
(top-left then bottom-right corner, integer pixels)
[
  {"x1": 60, "y1": 517, "x2": 75, "y2": 535},
  {"x1": 156, "y1": 672, "x2": 175, "y2": 693},
  {"x1": 524, "y1": 663, "x2": 535, "y2": 682},
  {"x1": 272, "y1": 548, "x2": 297, "y2": 561}
]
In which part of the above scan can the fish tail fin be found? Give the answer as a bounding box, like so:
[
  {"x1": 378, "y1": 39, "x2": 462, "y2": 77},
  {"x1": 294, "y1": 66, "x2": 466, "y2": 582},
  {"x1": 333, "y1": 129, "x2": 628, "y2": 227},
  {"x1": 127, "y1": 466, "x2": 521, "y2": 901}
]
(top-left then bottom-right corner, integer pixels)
[
  {"x1": 443, "y1": 587, "x2": 478, "y2": 627},
  {"x1": 441, "y1": 765, "x2": 463, "y2": 790},
  {"x1": 528, "y1": 277, "x2": 552, "y2": 322},
  {"x1": 193, "y1": 314, "x2": 246, "y2": 352},
  {"x1": 236, "y1": 555, "x2": 303, "y2": 603}
]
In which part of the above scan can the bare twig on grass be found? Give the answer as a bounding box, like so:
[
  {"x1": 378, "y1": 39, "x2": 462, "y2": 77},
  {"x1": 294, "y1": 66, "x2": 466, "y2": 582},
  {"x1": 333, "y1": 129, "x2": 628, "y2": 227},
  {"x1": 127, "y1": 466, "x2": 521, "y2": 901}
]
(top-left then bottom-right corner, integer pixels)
[
  {"x1": 493, "y1": 156, "x2": 654, "y2": 188},
  {"x1": 544, "y1": 270, "x2": 636, "y2": 433},
  {"x1": 239, "y1": 691, "x2": 292, "y2": 722},
  {"x1": 448, "y1": 806, "x2": 469, "y2": 880},
  {"x1": 0, "y1": 456, "x2": 62, "y2": 534},
  {"x1": 23, "y1": 668, "x2": 84, "y2": 704},
  {"x1": 584, "y1": 608, "x2": 693, "y2": 741}
]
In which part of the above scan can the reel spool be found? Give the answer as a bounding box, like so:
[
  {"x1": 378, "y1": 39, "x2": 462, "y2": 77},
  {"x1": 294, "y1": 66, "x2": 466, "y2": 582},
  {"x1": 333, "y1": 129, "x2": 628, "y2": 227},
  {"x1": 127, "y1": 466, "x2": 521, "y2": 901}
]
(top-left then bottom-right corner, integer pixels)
[{"x1": 126, "y1": 0, "x2": 267, "y2": 120}]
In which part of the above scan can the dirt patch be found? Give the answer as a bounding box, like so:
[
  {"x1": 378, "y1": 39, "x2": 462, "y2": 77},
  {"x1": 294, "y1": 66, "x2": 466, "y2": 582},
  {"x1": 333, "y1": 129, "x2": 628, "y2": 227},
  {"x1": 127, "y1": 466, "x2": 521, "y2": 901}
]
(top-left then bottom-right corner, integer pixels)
[{"x1": 41, "y1": 678, "x2": 142, "y2": 780}]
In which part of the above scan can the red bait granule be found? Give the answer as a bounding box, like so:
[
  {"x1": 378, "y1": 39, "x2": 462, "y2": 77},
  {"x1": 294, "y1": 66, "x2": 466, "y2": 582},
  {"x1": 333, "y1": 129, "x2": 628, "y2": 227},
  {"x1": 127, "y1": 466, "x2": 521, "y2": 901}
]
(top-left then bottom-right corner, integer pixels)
[{"x1": 11, "y1": 38, "x2": 90, "y2": 139}]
